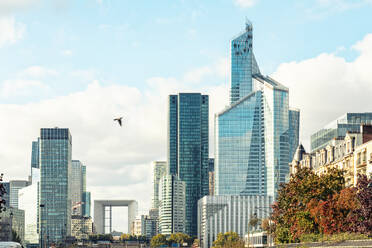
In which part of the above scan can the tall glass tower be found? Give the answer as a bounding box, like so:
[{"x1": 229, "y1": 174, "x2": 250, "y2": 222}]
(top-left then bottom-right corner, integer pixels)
[
  {"x1": 230, "y1": 20, "x2": 260, "y2": 104},
  {"x1": 215, "y1": 22, "x2": 298, "y2": 198},
  {"x1": 289, "y1": 108, "x2": 300, "y2": 162},
  {"x1": 39, "y1": 128, "x2": 72, "y2": 245},
  {"x1": 167, "y1": 93, "x2": 209, "y2": 236},
  {"x1": 71, "y1": 160, "x2": 84, "y2": 216}
]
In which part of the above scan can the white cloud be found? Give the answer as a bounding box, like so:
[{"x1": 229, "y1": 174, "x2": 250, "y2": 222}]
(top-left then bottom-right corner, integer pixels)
[
  {"x1": 183, "y1": 58, "x2": 229, "y2": 84},
  {"x1": 0, "y1": 79, "x2": 48, "y2": 98},
  {"x1": 308, "y1": 0, "x2": 372, "y2": 18},
  {"x1": 21, "y1": 66, "x2": 58, "y2": 78},
  {"x1": 61, "y1": 49, "x2": 73, "y2": 56},
  {"x1": 0, "y1": 0, "x2": 39, "y2": 15},
  {"x1": 0, "y1": 16, "x2": 25, "y2": 47},
  {"x1": 272, "y1": 33, "x2": 372, "y2": 150},
  {"x1": 234, "y1": 0, "x2": 257, "y2": 8},
  {"x1": 0, "y1": 61, "x2": 228, "y2": 226}
]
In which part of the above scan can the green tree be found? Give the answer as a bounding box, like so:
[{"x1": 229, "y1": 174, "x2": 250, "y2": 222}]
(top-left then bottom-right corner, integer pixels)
[
  {"x1": 12, "y1": 230, "x2": 21, "y2": 243},
  {"x1": 271, "y1": 167, "x2": 345, "y2": 243},
  {"x1": 0, "y1": 173, "x2": 7, "y2": 213},
  {"x1": 150, "y1": 234, "x2": 167, "y2": 247},
  {"x1": 213, "y1": 232, "x2": 244, "y2": 248},
  {"x1": 169, "y1": 233, "x2": 192, "y2": 245}
]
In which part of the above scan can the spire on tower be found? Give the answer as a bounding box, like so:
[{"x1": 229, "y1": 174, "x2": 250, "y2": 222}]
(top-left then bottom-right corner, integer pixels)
[{"x1": 245, "y1": 17, "x2": 252, "y2": 31}]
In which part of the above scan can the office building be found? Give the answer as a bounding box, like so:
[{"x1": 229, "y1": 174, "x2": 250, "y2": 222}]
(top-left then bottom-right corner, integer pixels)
[
  {"x1": 71, "y1": 160, "x2": 84, "y2": 216},
  {"x1": 0, "y1": 207, "x2": 25, "y2": 243},
  {"x1": 289, "y1": 108, "x2": 300, "y2": 162},
  {"x1": 208, "y1": 159, "x2": 215, "y2": 196},
  {"x1": 197, "y1": 195, "x2": 273, "y2": 248},
  {"x1": 31, "y1": 139, "x2": 39, "y2": 169},
  {"x1": 71, "y1": 216, "x2": 93, "y2": 240},
  {"x1": 18, "y1": 168, "x2": 40, "y2": 245},
  {"x1": 167, "y1": 93, "x2": 209, "y2": 235},
  {"x1": 151, "y1": 161, "x2": 167, "y2": 210},
  {"x1": 9, "y1": 180, "x2": 30, "y2": 209},
  {"x1": 39, "y1": 128, "x2": 72, "y2": 245},
  {"x1": 215, "y1": 22, "x2": 298, "y2": 198},
  {"x1": 159, "y1": 175, "x2": 185, "y2": 235},
  {"x1": 82, "y1": 192, "x2": 91, "y2": 217},
  {"x1": 311, "y1": 113, "x2": 372, "y2": 152}
]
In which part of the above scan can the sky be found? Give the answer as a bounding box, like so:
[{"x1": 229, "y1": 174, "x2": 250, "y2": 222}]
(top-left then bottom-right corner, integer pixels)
[{"x1": 1, "y1": 0, "x2": 372, "y2": 232}]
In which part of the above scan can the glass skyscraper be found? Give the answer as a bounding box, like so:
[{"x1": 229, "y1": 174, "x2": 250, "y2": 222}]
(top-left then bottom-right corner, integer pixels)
[
  {"x1": 215, "y1": 22, "x2": 298, "y2": 198},
  {"x1": 39, "y1": 128, "x2": 72, "y2": 245},
  {"x1": 289, "y1": 108, "x2": 300, "y2": 162},
  {"x1": 71, "y1": 160, "x2": 84, "y2": 216},
  {"x1": 167, "y1": 93, "x2": 209, "y2": 235},
  {"x1": 310, "y1": 112, "x2": 372, "y2": 152},
  {"x1": 31, "y1": 139, "x2": 39, "y2": 169},
  {"x1": 151, "y1": 161, "x2": 167, "y2": 210}
]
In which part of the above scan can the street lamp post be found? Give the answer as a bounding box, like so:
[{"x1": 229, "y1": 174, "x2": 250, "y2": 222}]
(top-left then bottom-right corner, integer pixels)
[{"x1": 40, "y1": 204, "x2": 45, "y2": 248}]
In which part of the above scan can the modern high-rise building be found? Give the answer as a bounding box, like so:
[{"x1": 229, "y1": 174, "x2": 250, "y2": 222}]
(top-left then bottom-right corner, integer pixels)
[
  {"x1": 71, "y1": 160, "x2": 84, "y2": 216},
  {"x1": 310, "y1": 113, "x2": 372, "y2": 152},
  {"x1": 167, "y1": 93, "x2": 209, "y2": 235},
  {"x1": 289, "y1": 108, "x2": 300, "y2": 162},
  {"x1": 151, "y1": 161, "x2": 167, "y2": 210},
  {"x1": 31, "y1": 139, "x2": 39, "y2": 169},
  {"x1": 39, "y1": 128, "x2": 72, "y2": 245},
  {"x1": 214, "y1": 21, "x2": 298, "y2": 198},
  {"x1": 9, "y1": 180, "x2": 30, "y2": 209},
  {"x1": 159, "y1": 175, "x2": 185, "y2": 235},
  {"x1": 208, "y1": 158, "x2": 215, "y2": 196},
  {"x1": 82, "y1": 192, "x2": 91, "y2": 217},
  {"x1": 18, "y1": 168, "x2": 40, "y2": 245}
]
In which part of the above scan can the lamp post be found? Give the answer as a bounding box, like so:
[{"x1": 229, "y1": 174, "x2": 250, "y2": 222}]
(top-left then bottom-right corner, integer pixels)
[
  {"x1": 40, "y1": 204, "x2": 45, "y2": 248},
  {"x1": 10, "y1": 212, "x2": 13, "y2": 241}
]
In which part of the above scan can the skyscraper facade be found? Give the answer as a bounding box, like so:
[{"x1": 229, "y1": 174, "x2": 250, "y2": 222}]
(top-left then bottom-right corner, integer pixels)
[
  {"x1": 214, "y1": 22, "x2": 298, "y2": 198},
  {"x1": 71, "y1": 160, "x2": 84, "y2": 216},
  {"x1": 289, "y1": 108, "x2": 300, "y2": 162},
  {"x1": 151, "y1": 161, "x2": 167, "y2": 210},
  {"x1": 167, "y1": 93, "x2": 209, "y2": 235},
  {"x1": 310, "y1": 112, "x2": 372, "y2": 152},
  {"x1": 31, "y1": 139, "x2": 39, "y2": 169},
  {"x1": 159, "y1": 175, "x2": 185, "y2": 235},
  {"x1": 9, "y1": 180, "x2": 30, "y2": 209},
  {"x1": 82, "y1": 192, "x2": 91, "y2": 217},
  {"x1": 39, "y1": 128, "x2": 72, "y2": 245}
]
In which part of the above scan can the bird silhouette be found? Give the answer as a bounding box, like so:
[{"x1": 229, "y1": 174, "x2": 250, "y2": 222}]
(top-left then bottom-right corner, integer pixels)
[{"x1": 114, "y1": 117, "x2": 123, "y2": 126}]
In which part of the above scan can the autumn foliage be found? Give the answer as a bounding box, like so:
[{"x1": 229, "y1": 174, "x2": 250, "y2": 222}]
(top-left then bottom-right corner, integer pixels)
[{"x1": 271, "y1": 167, "x2": 372, "y2": 243}]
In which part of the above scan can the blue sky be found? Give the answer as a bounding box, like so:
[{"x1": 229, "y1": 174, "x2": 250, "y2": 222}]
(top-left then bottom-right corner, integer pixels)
[
  {"x1": 2, "y1": 0, "x2": 372, "y2": 103},
  {"x1": 2, "y1": 0, "x2": 372, "y2": 232}
]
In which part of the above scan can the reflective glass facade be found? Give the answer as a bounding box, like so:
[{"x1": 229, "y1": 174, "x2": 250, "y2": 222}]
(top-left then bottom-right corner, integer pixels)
[
  {"x1": 289, "y1": 108, "x2": 300, "y2": 162},
  {"x1": 215, "y1": 22, "x2": 297, "y2": 199},
  {"x1": 230, "y1": 21, "x2": 260, "y2": 104},
  {"x1": 151, "y1": 161, "x2": 167, "y2": 210},
  {"x1": 39, "y1": 128, "x2": 72, "y2": 245},
  {"x1": 215, "y1": 91, "x2": 265, "y2": 196},
  {"x1": 71, "y1": 160, "x2": 84, "y2": 216},
  {"x1": 31, "y1": 139, "x2": 39, "y2": 169},
  {"x1": 311, "y1": 113, "x2": 372, "y2": 152},
  {"x1": 167, "y1": 93, "x2": 209, "y2": 235},
  {"x1": 82, "y1": 192, "x2": 91, "y2": 217}
]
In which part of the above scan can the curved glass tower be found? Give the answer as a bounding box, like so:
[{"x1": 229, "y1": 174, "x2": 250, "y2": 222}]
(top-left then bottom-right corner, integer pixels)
[{"x1": 215, "y1": 22, "x2": 296, "y2": 198}]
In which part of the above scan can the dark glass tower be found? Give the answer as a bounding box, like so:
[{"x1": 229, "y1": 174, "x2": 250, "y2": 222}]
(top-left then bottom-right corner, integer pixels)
[
  {"x1": 31, "y1": 139, "x2": 39, "y2": 169},
  {"x1": 167, "y1": 93, "x2": 209, "y2": 236},
  {"x1": 39, "y1": 128, "x2": 72, "y2": 245}
]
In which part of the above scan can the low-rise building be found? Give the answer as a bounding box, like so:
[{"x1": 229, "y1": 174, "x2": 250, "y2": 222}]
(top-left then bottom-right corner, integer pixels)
[
  {"x1": 71, "y1": 215, "x2": 93, "y2": 240},
  {"x1": 0, "y1": 207, "x2": 25, "y2": 243},
  {"x1": 290, "y1": 125, "x2": 372, "y2": 186},
  {"x1": 197, "y1": 195, "x2": 273, "y2": 248}
]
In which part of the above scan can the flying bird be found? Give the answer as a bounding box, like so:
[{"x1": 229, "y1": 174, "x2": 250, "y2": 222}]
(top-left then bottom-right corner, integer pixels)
[{"x1": 114, "y1": 117, "x2": 123, "y2": 127}]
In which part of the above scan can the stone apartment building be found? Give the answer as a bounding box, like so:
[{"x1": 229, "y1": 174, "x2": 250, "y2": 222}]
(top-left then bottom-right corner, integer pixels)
[{"x1": 290, "y1": 125, "x2": 372, "y2": 186}]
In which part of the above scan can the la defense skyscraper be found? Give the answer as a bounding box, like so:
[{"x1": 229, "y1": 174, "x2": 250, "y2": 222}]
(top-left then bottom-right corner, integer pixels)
[
  {"x1": 39, "y1": 128, "x2": 72, "y2": 245},
  {"x1": 167, "y1": 93, "x2": 209, "y2": 236},
  {"x1": 215, "y1": 21, "x2": 299, "y2": 197}
]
